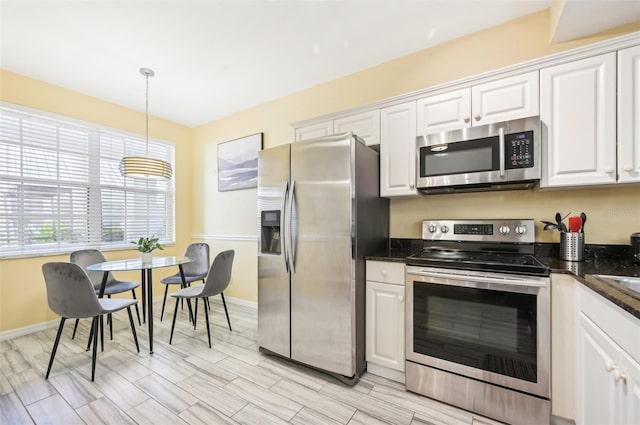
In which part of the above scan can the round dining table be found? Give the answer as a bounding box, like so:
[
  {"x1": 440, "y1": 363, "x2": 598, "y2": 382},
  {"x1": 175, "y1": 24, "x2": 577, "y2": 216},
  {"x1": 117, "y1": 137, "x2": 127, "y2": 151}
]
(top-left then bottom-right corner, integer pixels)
[{"x1": 87, "y1": 256, "x2": 193, "y2": 354}]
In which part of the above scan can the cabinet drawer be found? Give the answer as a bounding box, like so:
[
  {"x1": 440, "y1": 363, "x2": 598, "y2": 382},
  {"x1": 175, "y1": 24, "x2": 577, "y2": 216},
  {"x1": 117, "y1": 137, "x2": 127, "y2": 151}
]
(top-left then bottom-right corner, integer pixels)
[{"x1": 366, "y1": 261, "x2": 405, "y2": 285}]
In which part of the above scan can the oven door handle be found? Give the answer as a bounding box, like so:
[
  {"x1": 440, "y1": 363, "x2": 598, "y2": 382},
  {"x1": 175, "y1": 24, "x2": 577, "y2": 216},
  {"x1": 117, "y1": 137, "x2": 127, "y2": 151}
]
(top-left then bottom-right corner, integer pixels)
[
  {"x1": 406, "y1": 269, "x2": 547, "y2": 288},
  {"x1": 499, "y1": 127, "x2": 505, "y2": 177}
]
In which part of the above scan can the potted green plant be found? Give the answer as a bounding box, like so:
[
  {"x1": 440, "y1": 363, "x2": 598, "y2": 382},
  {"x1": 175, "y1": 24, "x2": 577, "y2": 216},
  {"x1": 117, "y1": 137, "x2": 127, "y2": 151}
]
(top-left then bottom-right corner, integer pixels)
[{"x1": 131, "y1": 235, "x2": 165, "y2": 263}]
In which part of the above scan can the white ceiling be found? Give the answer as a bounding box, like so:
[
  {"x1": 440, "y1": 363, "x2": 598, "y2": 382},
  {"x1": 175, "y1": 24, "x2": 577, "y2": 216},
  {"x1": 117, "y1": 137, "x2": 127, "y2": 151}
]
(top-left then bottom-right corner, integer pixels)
[{"x1": 1, "y1": 1, "x2": 637, "y2": 128}]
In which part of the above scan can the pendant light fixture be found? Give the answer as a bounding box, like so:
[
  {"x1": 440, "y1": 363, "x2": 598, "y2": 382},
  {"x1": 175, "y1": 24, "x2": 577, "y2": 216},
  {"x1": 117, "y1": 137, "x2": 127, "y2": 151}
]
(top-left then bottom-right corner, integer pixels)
[{"x1": 119, "y1": 67, "x2": 172, "y2": 179}]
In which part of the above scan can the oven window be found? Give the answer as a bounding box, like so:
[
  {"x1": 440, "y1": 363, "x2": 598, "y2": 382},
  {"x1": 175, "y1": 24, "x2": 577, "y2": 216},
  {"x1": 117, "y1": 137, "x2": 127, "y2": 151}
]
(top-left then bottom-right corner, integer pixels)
[{"x1": 413, "y1": 282, "x2": 538, "y2": 383}]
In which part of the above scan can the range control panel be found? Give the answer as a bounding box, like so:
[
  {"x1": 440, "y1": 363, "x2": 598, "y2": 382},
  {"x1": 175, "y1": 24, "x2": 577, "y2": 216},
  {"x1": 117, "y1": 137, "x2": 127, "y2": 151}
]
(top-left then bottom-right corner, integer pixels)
[{"x1": 421, "y1": 219, "x2": 535, "y2": 243}]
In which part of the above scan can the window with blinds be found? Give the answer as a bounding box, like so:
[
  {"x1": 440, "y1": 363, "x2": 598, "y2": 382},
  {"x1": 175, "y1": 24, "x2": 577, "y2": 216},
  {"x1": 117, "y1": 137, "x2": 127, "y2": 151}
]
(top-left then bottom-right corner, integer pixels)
[{"x1": 0, "y1": 104, "x2": 175, "y2": 258}]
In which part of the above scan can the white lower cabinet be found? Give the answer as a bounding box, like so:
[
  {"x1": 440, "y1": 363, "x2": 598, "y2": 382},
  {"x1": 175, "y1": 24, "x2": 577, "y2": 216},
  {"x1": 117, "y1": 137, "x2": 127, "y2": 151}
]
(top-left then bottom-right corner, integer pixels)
[
  {"x1": 365, "y1": 261, "x2": 405, "y2": 383},
  {"x1": 577, "y1": 284, "x2": 640, "y2": 425}
]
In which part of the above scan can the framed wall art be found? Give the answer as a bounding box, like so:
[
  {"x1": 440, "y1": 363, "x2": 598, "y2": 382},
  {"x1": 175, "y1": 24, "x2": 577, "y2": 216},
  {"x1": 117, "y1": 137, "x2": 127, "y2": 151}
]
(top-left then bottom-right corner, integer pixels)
[{"x1": 217, "y1": 132, "x2": 263, "y2": 192}]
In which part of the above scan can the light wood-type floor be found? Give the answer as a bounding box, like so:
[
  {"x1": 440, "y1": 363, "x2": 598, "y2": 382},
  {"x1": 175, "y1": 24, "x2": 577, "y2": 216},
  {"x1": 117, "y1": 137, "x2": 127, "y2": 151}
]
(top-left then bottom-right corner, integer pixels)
[{"x1": 1, "y1": 296, "x2": 506, "y2": 425}]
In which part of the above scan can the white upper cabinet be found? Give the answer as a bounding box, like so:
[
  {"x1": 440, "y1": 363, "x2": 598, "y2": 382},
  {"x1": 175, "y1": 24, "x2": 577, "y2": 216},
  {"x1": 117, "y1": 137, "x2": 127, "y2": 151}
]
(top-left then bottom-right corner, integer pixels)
[
  {"x1": 295, "y1": 110, "x2": 380, "y2": 146},
  {"x1": 417, "y1": 71, "x2": 539, "y2": 135},
  {"x1": 618, "y1": 45, "x2": 640, "y2": 184},
  {"x1": 333, "y1": 110, "x2": 380, "y2": 146},
  {"x1": 416, "y1": 88, "x2": 471, "y2": 134},
  {"x1": 295, "y1": 120, "x2": 333, "y2": 141},
  {"x1": 471, "y1": 71, "x2": 539, "y2": 125},
  {"x1": 380, "y1": 101, "x2": 418, "y2": 197},
  {"x1": 540, "y1": 53, "x2": 617, "y2": 188}
]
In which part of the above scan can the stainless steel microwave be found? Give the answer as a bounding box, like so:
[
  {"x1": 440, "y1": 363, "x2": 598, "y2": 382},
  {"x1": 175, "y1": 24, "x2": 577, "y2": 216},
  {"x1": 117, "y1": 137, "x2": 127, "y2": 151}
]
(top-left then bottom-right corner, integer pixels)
[{"x1": 416, "y1": 116, "x2": 541, "y2": 194}]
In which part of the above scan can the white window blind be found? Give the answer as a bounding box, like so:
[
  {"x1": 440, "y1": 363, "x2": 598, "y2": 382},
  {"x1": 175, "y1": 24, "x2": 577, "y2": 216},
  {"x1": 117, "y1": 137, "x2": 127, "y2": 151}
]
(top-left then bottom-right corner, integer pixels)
[{"x1": 0, "y1": 104, "x2": 175, "y2": 258}]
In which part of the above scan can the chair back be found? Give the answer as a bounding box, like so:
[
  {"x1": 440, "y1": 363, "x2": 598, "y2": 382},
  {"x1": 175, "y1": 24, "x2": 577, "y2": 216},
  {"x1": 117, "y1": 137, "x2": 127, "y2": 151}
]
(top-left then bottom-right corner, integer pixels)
[
  {"x1": 42, "y1": 262, "x2": 103, "y2": 319},
  {"x1": 70, "y1": 249, "x2": 114, "y2": 290},
  {"x1": 181, "y1": 243, "x2": 210, "y2": 276},
  {"x1": 201, "y1": 250, "x2": 235, "y2": 297}
]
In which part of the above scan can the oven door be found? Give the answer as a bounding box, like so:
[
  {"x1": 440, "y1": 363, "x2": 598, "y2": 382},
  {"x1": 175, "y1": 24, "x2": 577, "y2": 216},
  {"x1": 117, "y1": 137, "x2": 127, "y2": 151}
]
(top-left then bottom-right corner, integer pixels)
[{"x1": 405, "y1": 266, "x2": 550, "y2": 398}]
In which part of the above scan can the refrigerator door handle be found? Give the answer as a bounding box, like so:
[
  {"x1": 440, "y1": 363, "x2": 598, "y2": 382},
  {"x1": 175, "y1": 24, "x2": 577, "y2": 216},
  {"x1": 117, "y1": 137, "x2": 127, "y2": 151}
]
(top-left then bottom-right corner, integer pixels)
[
  {"x1": 286, "y1": 180, "x2": 296, "y2": 274},
  {"x1": 281, "y1": 181, "x2": 290, "y2": 273}
]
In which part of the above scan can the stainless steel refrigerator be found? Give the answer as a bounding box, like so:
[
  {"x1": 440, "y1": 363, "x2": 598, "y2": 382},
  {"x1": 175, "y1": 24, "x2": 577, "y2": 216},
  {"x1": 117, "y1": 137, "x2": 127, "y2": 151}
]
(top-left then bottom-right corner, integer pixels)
[{"x1": 257, "y1": 133, "x2": 389, "y2": 383}]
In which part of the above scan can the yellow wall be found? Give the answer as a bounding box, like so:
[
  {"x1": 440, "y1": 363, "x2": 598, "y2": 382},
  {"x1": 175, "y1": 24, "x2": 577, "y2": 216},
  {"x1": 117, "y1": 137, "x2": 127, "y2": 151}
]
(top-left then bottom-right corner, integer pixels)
[
  {"x1": 1, "y1": 9, "x2": 639, "y2": 333},
  {"x1": 0, "y1": 70, "x2": 193, "y2": 332},
  {"x1": 192, "y1": 9, "x2": 640, "y2": 305}
]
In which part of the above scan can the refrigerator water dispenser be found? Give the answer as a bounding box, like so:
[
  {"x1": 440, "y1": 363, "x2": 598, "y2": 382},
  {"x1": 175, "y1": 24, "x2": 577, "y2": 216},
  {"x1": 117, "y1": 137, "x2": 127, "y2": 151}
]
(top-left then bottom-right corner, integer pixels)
[{"x1": 261, "y1": 210, "x2": 281, "y2": 254}]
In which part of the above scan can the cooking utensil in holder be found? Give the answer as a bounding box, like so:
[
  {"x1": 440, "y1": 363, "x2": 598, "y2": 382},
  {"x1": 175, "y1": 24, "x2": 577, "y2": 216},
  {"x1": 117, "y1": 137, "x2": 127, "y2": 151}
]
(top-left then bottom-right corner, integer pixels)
[{"x1": 560, "y1": 232, "x2": 584, "y2": 262}]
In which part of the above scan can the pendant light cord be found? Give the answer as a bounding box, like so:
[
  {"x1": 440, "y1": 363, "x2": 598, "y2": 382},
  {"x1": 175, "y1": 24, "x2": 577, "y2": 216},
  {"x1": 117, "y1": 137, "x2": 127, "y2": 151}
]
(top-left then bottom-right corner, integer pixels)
[{"x1": 145, "y1": 71, "x2": 149, "y2": 156}]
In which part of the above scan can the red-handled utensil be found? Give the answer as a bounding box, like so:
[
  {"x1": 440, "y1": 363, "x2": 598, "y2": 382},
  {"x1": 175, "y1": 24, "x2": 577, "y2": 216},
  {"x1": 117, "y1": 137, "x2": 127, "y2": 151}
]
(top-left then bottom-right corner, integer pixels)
[{"x1": 568, "y1": 216, "x2": 582, "y2": 233}]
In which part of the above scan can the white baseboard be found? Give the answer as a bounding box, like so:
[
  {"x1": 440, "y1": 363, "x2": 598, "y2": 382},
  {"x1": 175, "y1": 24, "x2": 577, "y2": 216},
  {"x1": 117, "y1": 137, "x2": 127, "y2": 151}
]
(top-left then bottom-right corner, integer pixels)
[
  {"x1": 224, "y1": 295, "x2": 257, "y2": 309},
  {"x1": 0, "y1": 295, "x2": 257, "y2": 341},
  {"x1": 0, "y1": 319, "x2": 60, "y2": 341},
  {"x1": 366, "y1": 362, "x2": 406, "y2": 384}
]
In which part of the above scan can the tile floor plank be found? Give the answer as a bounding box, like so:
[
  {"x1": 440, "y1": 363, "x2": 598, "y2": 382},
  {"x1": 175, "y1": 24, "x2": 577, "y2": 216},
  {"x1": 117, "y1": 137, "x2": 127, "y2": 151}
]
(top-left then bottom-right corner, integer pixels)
[
  {"x1": 126, "y1": 398, "x2": 189, "y2": 425},
  {"x1": 0, "y1": 391, "x2": 34, "y2": 424},
  {"x1": 176, "y1": 372, "x2": 248, "y2": 417},
  {"x1": 231, "y1": 403, "x2": 290, "y2": 425},
  {"x1": 271, "y1": 378, "x2": 356, "y2": 424},
  {"x1": 224, "y1": 377, "x2": 302, "y2": 421},
  {"x1": 178, "y1": 400, "x2": 241, "y2": 425},
  {"x1": 48, "y1": 370, "x2": 103, "y2": 409},
  {"x1": 75, "y1": 396, "x2": 138, "y2": 425},
  {"x1": 134, "y1": 372, "x2": 199, "y2": 415},
  {"x1": 26, "y1": 393, "x2": 84, "y2": 425}
]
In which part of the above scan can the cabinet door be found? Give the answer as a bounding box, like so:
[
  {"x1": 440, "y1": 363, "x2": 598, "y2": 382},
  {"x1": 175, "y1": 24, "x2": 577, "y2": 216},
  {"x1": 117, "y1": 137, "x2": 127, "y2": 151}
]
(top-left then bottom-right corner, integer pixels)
[
  {"x1": 540, "y1": 53, "x2": 616, "y2": 187},
  {"x1": 618, "y1": 45, "x2": 640, "y2": 184},
  {"x1": 380, "y1": 101, "x2": 418, "y2": 197},
  {"x1": 334, "y1": 110, "x2": 380, "y2": 146},
  {"x1": 620, "y1": 351, "x2": 640, "y2": 425},
  {"x1": 366, "y1": 281, "x2": 405, "y2": 372},
  {"x1": 416, "y1": 88, "x2": 471, "y2": 135},
  {"x1": 577, "y1": 312, "x2": 619, "y2": 425},
  {"x1": 295, "y1": 121, "x2": 333, "y2": 141},
  {"x1": 471, "y1": 71, "x2": 539, "y2": 125}
]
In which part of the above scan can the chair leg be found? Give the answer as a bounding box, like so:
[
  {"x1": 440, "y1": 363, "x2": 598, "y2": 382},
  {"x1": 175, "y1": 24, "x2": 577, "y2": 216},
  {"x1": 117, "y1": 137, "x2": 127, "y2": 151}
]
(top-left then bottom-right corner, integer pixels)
[
  {"x1": 91, "y1": 316, "x2": 99, "y2": 382},
  {"x1": 126, "y1": 307, "x2": 140, "y2": 353},
  {"x1": 86, "y1": 320, "x2": 94, "y2": 351},
  {"x1": 131, "y1": 289, "x2": 141, "y2": 326},
  {"x1": 193, "y1": 298, "x2": 198, "y2": 330},
  {"x1": 169, "y1": 298, "x2": 180, "y2": 345},
  {"x1": 160, "y1": 284, "x2": 169, "y2": 322},
  {"x1": 45, "y1": 318, "x2": 66, "y2": 379},
  {"x1": 221, "y1": 292, "x2": 232, "y2": 332},
  {"x1": 107, "y1": 296, "x2": 113, "y2": 341},
  {"x1": 203, "y1": 297, "x2": 212, "y2": 349},
  {"x1": 100, "y1": 315, "x2": 104, "y2": 352},
  {"x1": 71, "y1": 318, "x2": 79, "y2": 339}
]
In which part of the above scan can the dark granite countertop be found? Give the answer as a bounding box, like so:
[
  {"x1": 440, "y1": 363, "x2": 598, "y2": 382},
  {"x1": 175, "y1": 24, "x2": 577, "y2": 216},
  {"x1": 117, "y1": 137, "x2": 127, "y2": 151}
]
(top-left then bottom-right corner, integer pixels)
[{"x1": 366, "y1": 239, "x2": 640, "y2": 320}]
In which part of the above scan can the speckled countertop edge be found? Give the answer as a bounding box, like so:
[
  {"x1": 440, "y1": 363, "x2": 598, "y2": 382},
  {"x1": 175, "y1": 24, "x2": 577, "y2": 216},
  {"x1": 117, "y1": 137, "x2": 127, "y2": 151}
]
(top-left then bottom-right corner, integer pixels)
[{"x1": 366, "y1": 241, "x2": 640, "y2": 320}]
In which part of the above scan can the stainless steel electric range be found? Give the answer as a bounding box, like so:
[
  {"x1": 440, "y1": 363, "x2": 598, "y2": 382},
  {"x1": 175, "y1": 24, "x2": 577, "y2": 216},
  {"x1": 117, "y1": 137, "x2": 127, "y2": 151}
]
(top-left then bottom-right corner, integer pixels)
[{"x1": 405, "y1": 219, "x2": 551, "y2": 425}]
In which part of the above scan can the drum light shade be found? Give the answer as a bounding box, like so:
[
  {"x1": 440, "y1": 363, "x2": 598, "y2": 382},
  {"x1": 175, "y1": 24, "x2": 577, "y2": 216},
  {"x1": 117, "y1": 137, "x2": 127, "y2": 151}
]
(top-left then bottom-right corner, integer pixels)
[
  {"x1": 120, "y1": 67, "x2": 172, "y2": 180},
  {"x1": 119, "y1": 156, "x2": 172, "y2": 179}
]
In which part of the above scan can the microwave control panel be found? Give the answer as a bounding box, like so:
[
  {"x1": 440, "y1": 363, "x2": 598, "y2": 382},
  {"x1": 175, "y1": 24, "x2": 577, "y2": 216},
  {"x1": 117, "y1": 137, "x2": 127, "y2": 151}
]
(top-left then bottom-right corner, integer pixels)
[{"x1": 505, "y1": 131, "x2": 534, "y2": 169}]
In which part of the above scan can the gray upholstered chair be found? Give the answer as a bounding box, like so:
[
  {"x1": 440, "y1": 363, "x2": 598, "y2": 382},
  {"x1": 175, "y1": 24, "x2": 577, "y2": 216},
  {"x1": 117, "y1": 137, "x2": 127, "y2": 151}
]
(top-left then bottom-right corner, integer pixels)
[
  {"x1": 42, "y1": 262, "x2": 139, "y2": 381},
  {"x1": 160, "y1": 242, "x2": 210, "y2": 321},
  {"x1": 70, "y1": 249, "x2": 141, "y2": 340},
  {"x1": 169, "y1": 250, "x2": 234, "y2": 348}
]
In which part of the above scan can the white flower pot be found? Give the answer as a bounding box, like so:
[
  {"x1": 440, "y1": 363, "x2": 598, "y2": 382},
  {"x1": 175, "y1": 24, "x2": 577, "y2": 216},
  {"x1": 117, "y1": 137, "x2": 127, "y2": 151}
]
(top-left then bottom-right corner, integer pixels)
[{"x1": 141, "y1": 252, "x2": 153, "y2": 264}]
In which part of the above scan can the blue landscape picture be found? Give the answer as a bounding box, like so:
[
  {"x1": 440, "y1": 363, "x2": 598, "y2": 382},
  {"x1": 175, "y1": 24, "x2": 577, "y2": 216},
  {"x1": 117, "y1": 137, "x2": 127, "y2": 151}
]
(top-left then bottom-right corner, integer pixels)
[{"x1": 217, "y1": 133, "x2": 262, "y2": 191}]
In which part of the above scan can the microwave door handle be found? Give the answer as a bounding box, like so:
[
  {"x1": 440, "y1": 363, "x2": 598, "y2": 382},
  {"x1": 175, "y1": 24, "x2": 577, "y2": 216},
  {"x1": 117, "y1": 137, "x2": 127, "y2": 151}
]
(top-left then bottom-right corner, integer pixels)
[
  {"x1": 406, "y1": 269, "x2": 547, "y2": 288},
  {"x1": 281, "y1": 182, "x2": 289, "y2": 273},
  {"x1": 499, "y1": 128, "x2": 505, "y2": 177}
]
